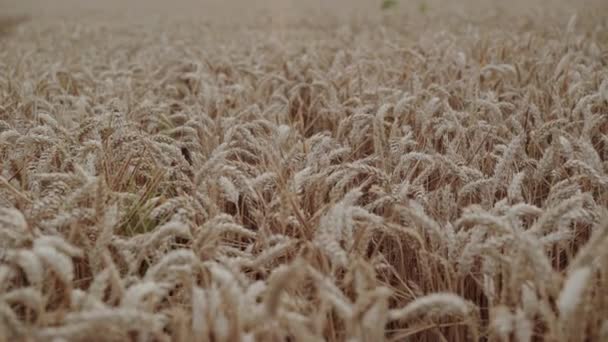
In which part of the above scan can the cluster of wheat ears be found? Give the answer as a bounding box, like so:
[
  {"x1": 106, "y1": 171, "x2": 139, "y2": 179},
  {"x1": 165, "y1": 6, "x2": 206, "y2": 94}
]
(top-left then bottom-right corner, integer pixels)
[{"x1": 0, "y1": 1, "x2": 607, "y2": 341}]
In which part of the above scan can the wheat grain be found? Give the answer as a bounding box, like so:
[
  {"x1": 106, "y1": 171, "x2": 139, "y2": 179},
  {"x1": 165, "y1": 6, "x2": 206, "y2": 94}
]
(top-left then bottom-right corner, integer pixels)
[{"x1": 558, "y1": 267, "x2": 592, "y2": 318}]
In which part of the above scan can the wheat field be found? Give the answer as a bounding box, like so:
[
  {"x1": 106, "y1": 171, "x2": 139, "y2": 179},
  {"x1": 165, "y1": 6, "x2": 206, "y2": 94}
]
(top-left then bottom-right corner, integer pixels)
[{"x1": 1, "y1": 0, "x2": 608, "y2": 341}]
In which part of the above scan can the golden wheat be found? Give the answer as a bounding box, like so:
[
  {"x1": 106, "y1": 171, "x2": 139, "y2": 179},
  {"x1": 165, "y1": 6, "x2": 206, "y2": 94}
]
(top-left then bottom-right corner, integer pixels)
[{"x1": 1, "y1": 0, "x2": 607, "y2": 341}]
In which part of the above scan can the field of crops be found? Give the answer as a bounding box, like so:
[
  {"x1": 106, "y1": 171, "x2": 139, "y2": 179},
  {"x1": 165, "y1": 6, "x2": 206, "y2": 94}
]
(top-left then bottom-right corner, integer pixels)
[{"x1": 1, "y1": 0, "x2": 608, "y2": 341}]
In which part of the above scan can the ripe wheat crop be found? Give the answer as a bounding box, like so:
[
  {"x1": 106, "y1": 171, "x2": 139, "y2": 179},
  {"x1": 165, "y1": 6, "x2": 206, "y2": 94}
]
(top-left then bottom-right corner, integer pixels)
[{"x1": 1, "y1": 0, "x2": 607, "y2": 341}]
